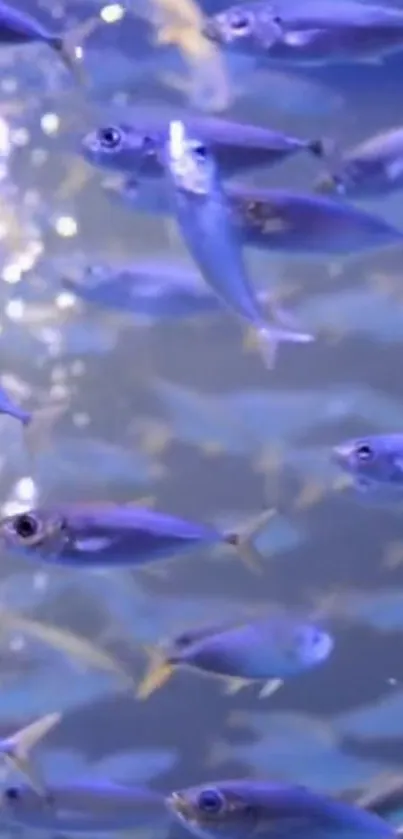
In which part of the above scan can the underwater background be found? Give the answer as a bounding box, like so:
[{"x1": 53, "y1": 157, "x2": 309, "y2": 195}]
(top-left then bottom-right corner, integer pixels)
[{"x1": 3, "y1": 0, "x2": 403, "y2": 831}]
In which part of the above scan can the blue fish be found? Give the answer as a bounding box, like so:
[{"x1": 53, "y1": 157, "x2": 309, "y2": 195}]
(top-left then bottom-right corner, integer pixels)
[
  {"x1": 204, "y1": 0, "x2": 403, "y2": 65},
  {"x1": 103, "y1": 177, "x2": 403, "y2": 257},
  {"x1": 163, "y1": 120, "x2": 313, "y2": 368},
  {"x1": 0, "y1": 503, "x2": 273, "y2": 570},
  {"x1": 316, "y1": 125, "x2": 403, "y2": 198},
  {"x1": 0, "y1": 3, "x2": 96, "y2": 80},
  {"x1": 136, "y1": 611, "x2": 333, "y2": 700},
  {"x1": 81, "y1": 113, "x2": 328, "y2": 178},
  {"x1": 0, "y1": 782, "x2": 169, "y2": 833},
  {"x1": 167, "y1": 779, "x2": 399, "y2": 839},
  {"x1": 332, "y1": 434, "x2": 403, "y2": 494}
]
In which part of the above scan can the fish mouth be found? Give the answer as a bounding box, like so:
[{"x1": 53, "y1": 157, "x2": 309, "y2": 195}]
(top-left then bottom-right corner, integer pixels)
[
  {"x1": 167, "y1": 792, "x2": 195, "y2": 822},
  {"x1": 331, "y1": 443, "x2": 352, "y2": 468},
  {"x1": 202, "y1": 17, "x2": 223, "y2": 43}
]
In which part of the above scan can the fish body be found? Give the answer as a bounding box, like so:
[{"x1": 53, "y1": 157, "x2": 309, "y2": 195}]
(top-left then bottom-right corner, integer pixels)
[
  {"x1": 0, "y1": 781, "x2": 167, "y2": 832},
  {"x1": 0, "y1": 503, "x2": 272, "y2": 568},
  {"x1": 316, "y1": 126, "x2": 403, "y2": 197},
  {"x1": 81, "y1": 114, "x2": 326, "y2": 180},
  {"x1": 163, "y1": 120, "x2": 313, "y2": 367},
  {"x1": 167, "y1": 779, "x2": 397, "y2": 839},
  {"x1": 227, "y1": 185, "x2": 403, "y2": 255},
  {"x1": 333, "y1": 434, "x2": 403, "y2": 493},
  {"x1": 204, "y1": 0, "x2": 403, "y2": 65},
  {"x1": 137, "y1": 613, "x2": 333, "y2": 699},
  {"x1": 62, "y1": 263, "x2": 223, "y2": 321},
  {"x1": 105, "y1": 177, "x2": 403, "y2": 256}
]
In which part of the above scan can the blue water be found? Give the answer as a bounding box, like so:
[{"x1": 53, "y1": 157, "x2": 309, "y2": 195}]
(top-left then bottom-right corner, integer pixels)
[{"x1": 2, "y1": 0, "x2": 403, "y2": 833}]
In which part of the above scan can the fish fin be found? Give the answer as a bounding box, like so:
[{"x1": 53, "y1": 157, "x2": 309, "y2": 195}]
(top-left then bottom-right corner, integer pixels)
[
  {"x1": 355, "y1": 772, "x2": 403, "y2": 812},
  {"x1": 0, "y1": 712, "x2": 61, "y2": 795},
  {"x1": 222, "y1": 677, "x2": 251, "y2": 695},
  {"x1": 51, "y1": 16, "x2": 99, "y2": 84},
  {"x1": 225, "y1": 508, "x2": 276, "y2": 574},
  {"x1": 255, "y1": 325, "x2": 315, "y2": 370},
  {"x1": 259, "y1": 678, "x2": 283, "y2": 698},
  {"x1": 136, "y1": 647, "x2": 174, "y2": 700},
  {"x1": 308, "y1": 137, "x2": 336, "y2": 160}
]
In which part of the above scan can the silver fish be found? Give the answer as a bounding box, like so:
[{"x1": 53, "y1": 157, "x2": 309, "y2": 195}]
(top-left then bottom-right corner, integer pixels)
[
  {"x1": 81, "y1": 113, "x2": 327, "y2": 179},
  {"x1": 0, "y1": 781, "x2": 168, "y2": 832},
  {"x1": 204, "y1": 0, "x2": 403, "y2": 65},
  {"x1": 0, "y1": 502, "x2": 273, "y2": 571},
  {"x1": 316, "y1": 125, "x2": 403, "y2": 198},
  {"x1": 167, "y1": 779, "x2": 399, "y2": 839},
  {"x1": 136, "y1": 611, "x2": 333, "y2": 700},
  {"x1": 162, "y1": 120, "x2": 313, "y2": 368},
  {"x1": 332, "y1": 434, "x2": 403, "y2": 494}
]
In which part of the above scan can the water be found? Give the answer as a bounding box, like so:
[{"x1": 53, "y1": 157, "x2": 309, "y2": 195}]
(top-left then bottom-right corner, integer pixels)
[{"x1": 0, "y1": 0, "x2": 403, "y2": 832}]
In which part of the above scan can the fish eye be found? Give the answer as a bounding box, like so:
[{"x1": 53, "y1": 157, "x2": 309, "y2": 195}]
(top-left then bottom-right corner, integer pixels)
[
  {"x1": 193, "y1": 143, "x2": 208, "y2": 161},
  {"x1": 198, "y1": 789, "x2": 224, "y2": 814},
  {"x1": 5, "y1": 787, "x2": 20, "y2": 801},
  {"x1": 355, "y1": 442, "x2": 374, "y2": 462},
  {"x1": 230, "y1": 11, "x2": 251, "y2": 31},
  {"x1": 13, "y1": 513, "x2": 39, "y2": 540},
  {"x1": 99, "y1": 126, "x2": 121, "y2": 149}
]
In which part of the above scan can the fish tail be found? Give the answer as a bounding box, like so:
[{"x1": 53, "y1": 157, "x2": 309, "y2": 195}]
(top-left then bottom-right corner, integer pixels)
[
  {"x1": 51, "y1": 16, "x2": 99, "y2": 84},
  {"x1": 255, "y1": 325, "x2": 315, "y2": 370},
  {"x1": 136, "y1": 646, "x2": 175, "y2": 700},
  {"x1": 226, "y1": 508, "x2": 276, "y2": 573},
  {"x1": 308, "y1": 137, "x2": 336, "y2": 159},
  {"x1": 0, "y1": 712, "x2": 61, "y2": 795}
]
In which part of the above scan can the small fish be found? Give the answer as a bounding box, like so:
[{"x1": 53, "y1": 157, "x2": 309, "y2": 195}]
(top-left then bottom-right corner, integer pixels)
[
  {"x1": 104, "y1": 177, "x2": 403, "y2": 257},
  {"x1": 167, "y1": 779, "x2": 399, "y2": 839},
  {"x1": 0, "y1": 385, "x2": 31, "y2": 426},
  {"x1": 0, "y1": 781, "x2": 168, "y2": 832},
  {"x1": 0, "y1": 503, "x2": 274, "y2": 571},
  {"x1": 204, "y1": 0, "x2": 403, "y2": 65},
  {"x1": 0, "y1": 4, "x2": 97, "y2": 81},
  {"x1": 162, "y1": 120, "x2": 313, "y2": 368},
  {"x1": 0, "y1": 713, "x2": 60, "y2": 795},
  {"x1": 81, "y1": 114, "x2": 329, "y2": 178},
  {"x1": 62, "y1": 262, "x2": 224, "y2": 322},
  {"x1": 136, "y1": 611, "x2": 333, "y2": 700},
  {"x1": 332, "y1": 434, "x2": 403, "y2": 494},
  {"x1": 316, "y1": 125, "x2": 403, "y2": 198}
]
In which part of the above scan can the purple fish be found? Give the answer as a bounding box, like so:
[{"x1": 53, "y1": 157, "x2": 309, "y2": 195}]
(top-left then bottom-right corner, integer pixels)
[
  {"x1": 316, "y1": 125, "x2": 403, "y2": 198},
  {"x1": 81, "y1": 113, "x2": 328, "y2": 179},
  {"x1": 167, "y1": 779, "x2": 399, "y2": 839},
  {"x1": 333, "y1": 434, "x2": 403, "y2": 494},
  {"x1": 0, "y1": 503, "x2": 273, "y2": 569}
]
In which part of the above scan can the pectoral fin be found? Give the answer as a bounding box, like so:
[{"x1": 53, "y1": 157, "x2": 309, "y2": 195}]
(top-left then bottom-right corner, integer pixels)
[
  {"x1": 259, "y1": 678, "x2": 283, "y2": 698},
  {"x1": 137, "y1": 648, "x2": 175, "y2": 700}
]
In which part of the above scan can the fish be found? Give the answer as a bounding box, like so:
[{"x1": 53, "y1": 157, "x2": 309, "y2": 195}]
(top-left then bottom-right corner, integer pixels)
[
  {"x1": 332, "y1": 434, "x2": 403, "y2": 494},
  {"x1": 0, "y1": 781, "x2": 169, "y2": 832},
  {"x1": 136, "y1": 611, "x2": 333, "y2": 700},
  {"x1": 0, "y1": 4, "x2": 97, "y2": 81},
  {"x1": 204, "y1": 0, "x2": 403, "y2": 65},
  {"x1": 103, "y1": 177, "x2": 403, "y2": 257},
  {"x1": 167, "y1": 778, "x2": 399, "y2": 839},
  {"x1": 162, "y1": 119, "x2": 314, "y2": 368},
  {"x1": 315, "y1": 126, "x2": 403, "y2": 198},
  {"x1": 0, "y1": 713, "x2": 60, "y2": 795},
  {"x1": 81, "y1": 113, "x2": 329, "y2": 179},
  {"x1": 0, "y1": 502, "x2": 274, "y2": 571},
  {"x1": 0, "y1": 384, "x2": 31, "y2": 426}
]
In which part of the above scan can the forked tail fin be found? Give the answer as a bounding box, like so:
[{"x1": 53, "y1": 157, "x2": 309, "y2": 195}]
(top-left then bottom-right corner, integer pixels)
[
  {"x1": 0, "y1": 712, "x2": 61, "y2": 795},
  {"x1": 256, "y1": 325, "x2": 314, "y2": 370},
  {"x1": 225, "y1": 508, "x2": 276, "y2": 573},
  {"x1": 51, "y1": 16, "x2": 100, "y2": 84}
]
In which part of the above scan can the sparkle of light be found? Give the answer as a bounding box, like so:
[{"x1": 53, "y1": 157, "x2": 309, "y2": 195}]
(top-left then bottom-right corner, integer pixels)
[
  {"x1": 54, "y1": 216, "x2": 78, "y2": 238},
  {"x1": 15, "y1": 477, "x2": 37, "y2": 503},
  {"x1": 2, "y1": 263, "x2": 22, "y2": 284},
  {"x1": 5, "y1": 299, "x2": 24, "y2": 320},
  {"x1": 40, "y1": 113, "x2": 60, "y2": 136},
  {"x1": 100, "y1": 3, "x2": 124, "y2": 23}
]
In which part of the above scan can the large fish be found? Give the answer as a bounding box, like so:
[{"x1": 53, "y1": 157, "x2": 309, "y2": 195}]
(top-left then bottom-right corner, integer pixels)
[
  {"x1": 136, "y1": 611, "x2": 333, "y2": 700},
  {"x1": 162, "y1": 119, "x2": 313, "y2": 368},
  {"x1": 167, "y1": 778, "x2": 402, "y2": 839},
  {"x1": 104, "y1": 177, "x2": 403, "y2": 256},
  {"x1": 316, "y1": 125, "x2": 403, "y2": 198},
  {"x1": 82, "y1": 113, "x2": 327, "y2": 179},
  {"x1": 0, "y1": 782, "x2": 169, "y2": 833},
  {"x1": 204, "y1": 0, "x2": 403, "y2": 65},
  {"x1": 0, "y1": 503, "x2": 273, "y2": 570}
]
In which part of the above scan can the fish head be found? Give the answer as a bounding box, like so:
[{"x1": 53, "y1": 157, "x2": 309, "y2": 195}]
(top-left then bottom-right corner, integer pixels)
[
  {"x1": 290, "y1": 622, "x2": 334, "y2": 670},
  {"x1": 81, "y1": 124, "x2": 162, "y2": 176},
  {"x1": 0, "y1": 508, "x2": 68, "y2": 560},
  {"x1": 167, "y1": 782, "x2": 260, "y2": 839},
  {"x1": 314, "y1": 172, "x2": 347, "y2": 196},
  {"x1": 332, "y1": 435, "x2": 403, "y2": 486},
  {"x1": 203, "y1": 2, "x2": 283, "y2": 53},
  {"x1": 1, "y1": 785, "x2": 51, "y2": 823},
  {"x1": 166, "y1": 120, "x2": 215, "y2": 196}
]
